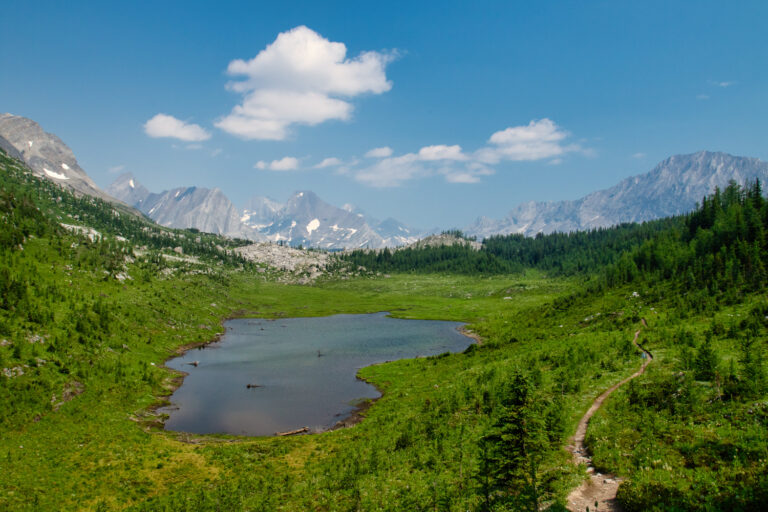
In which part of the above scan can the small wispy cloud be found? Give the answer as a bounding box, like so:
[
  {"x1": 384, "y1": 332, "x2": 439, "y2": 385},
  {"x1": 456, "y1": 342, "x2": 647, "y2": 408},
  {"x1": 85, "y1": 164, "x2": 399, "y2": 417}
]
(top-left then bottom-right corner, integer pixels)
[
  {"x1": 631, "y1": 152, "x2": 646, "y2": 159},
  {"x1": 107, "y1": 165, "x2": 125, "y2": 174},
  {"x1": 709, "y1": 80, "x2": 736, "y2": 88},
  {"x1": 696, "y1": 94, "x2": 710, "y2": 100},
  {"x1": 314, "y1": 157, "x2": 343, "y2": 168},
  {"x1": 364, "y1": 146, "x2": 393, "y2": 158},
  {"x1": 418, "y1": 144, "x2": 467, "y2": 161},
  {"x1": 254, "y1": 156, "x2": 300, "y2": 171}
]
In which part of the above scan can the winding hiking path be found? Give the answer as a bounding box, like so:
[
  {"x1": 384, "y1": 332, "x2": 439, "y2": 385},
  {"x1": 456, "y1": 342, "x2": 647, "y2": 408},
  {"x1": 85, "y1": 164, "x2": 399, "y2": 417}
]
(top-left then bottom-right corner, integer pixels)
[{"x1": 566, "y1": 326, "x2": 653, "y2": 511}]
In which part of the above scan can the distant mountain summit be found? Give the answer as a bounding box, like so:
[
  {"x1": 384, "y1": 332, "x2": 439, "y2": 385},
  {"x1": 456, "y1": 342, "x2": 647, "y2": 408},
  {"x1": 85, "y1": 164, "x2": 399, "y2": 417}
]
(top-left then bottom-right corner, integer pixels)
[
  {"x1": 0, "y1": 113, "x2": 115, "y2": 202},
  {"x1": 466, "y1": 151, "x2": 768, "y2": 238},
  {"x1": 107, "y1": 173, "x2": 151, "y2": 207}
]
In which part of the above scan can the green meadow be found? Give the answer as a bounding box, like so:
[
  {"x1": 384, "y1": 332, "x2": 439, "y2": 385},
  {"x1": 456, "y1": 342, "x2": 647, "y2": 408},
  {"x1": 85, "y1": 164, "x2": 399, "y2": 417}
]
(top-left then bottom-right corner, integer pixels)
[{"x1": 2, "y1": 150, "x2": 767, "y2": 510}]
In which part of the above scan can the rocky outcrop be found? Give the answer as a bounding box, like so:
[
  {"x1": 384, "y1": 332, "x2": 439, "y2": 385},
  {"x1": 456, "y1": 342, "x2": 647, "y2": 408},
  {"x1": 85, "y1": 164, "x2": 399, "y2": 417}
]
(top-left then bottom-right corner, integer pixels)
[{"x1": 405, "y1": 233, "x2": 482, "y2": 251}]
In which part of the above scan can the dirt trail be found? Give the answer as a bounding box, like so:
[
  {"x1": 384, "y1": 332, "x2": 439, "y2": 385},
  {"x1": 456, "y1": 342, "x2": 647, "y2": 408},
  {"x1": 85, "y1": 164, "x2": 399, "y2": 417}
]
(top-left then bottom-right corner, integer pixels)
[{"x1": 566, "y1": 328, "x2": 652, "y2": 511}]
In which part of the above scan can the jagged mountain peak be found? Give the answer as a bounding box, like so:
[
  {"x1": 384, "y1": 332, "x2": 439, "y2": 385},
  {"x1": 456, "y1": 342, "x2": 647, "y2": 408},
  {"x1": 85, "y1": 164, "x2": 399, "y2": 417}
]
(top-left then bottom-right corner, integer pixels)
[{"x1": 107, "y1": 173, "x2": 151, "y2": 207}]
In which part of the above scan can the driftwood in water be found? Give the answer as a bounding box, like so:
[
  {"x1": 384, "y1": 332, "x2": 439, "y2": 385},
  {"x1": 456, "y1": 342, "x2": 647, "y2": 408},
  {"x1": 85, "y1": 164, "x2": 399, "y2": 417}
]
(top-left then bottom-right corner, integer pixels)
[
  {"x1": 275, "y1": 426, "x2": 309, "y2": 436},
  {"x1": 246, "y1": 383, "x2": 262, "y2": 389}
]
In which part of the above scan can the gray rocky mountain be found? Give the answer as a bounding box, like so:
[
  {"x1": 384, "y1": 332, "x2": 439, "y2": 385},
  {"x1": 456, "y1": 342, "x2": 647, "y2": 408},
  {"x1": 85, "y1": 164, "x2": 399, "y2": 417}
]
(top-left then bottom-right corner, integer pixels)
[
  {"x1": 256, "y1": 191, "x2": 388, "y2": 248},
  {"x1": 466, "y1": 151, "x2": 768, "y2": 238},
  {"x1": 108, "y1": 174, "x2": 261, "y2": 240},
  {"x1": 0, "y1": 113, "x2": 115, "y2": 202}
]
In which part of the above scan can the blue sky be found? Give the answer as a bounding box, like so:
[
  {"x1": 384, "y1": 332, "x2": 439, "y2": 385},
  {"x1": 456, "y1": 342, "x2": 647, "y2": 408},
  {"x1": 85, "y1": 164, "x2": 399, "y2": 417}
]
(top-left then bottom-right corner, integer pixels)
[{"x1": 2, "y1": 1, "x2": 767, "y2": 228}]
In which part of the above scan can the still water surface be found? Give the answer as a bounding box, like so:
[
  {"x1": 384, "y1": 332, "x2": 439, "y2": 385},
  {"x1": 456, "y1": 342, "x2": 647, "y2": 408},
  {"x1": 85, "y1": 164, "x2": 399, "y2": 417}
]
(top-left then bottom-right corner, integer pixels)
[{"x1": 163, "y1": 312, "x2": 471, "y2": 436}]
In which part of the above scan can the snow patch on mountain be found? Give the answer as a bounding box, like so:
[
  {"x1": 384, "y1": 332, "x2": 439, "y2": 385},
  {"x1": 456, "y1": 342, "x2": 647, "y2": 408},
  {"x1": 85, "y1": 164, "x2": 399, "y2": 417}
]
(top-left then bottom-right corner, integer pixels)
[
  {"x1": 306, "y1": 218, "x2": 320, "y2": 235},
  {"x1": 44, "y1": 168, "x2": 69, "y2": 180}
]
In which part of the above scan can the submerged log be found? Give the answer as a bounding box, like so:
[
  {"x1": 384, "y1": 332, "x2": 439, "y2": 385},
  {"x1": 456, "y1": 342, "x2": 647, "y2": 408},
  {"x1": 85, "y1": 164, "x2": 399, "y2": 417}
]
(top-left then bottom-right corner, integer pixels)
[{"x1": 275, "y1": 426, "x2": 309, "y2": 436}]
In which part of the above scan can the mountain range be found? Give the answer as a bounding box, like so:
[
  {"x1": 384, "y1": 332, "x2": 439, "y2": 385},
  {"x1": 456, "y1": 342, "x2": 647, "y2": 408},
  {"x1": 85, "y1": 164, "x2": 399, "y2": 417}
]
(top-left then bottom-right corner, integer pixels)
[
  {"x1": 2, "y1": 113, "x2": 767, "y2": 248},
  {"x1": 465, "y1": 151, "x2": 768, "y2": 238},
  {"x1": 107, "y1": 174, "x2": 422, "y2": 248},
  {"x1": 106, "y1": 174, "x2": 261, "y2": 240}
]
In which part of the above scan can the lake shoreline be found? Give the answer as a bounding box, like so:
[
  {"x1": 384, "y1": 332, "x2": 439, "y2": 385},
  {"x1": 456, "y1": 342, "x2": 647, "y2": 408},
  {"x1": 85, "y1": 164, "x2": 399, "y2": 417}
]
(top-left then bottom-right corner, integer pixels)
[{"x1": 324, "y1": 323, "x2": 480, "y2": 433}]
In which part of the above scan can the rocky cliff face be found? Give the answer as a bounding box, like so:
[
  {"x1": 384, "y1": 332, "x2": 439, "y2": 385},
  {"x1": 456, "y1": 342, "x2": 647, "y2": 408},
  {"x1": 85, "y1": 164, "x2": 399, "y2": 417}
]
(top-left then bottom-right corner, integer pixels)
[
  {"x1": 0, "y1": 113, "x2": 115, "y2": 202},
  {"x1": 466, "y1": 151, "x2": 768, "y2": 238}
]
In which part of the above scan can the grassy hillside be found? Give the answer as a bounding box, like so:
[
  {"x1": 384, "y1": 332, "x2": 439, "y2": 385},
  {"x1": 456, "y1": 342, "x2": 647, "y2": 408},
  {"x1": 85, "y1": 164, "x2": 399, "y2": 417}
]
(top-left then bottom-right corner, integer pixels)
[{"x1": 1, "y1": 148, "x2": 766, "y2": 511}]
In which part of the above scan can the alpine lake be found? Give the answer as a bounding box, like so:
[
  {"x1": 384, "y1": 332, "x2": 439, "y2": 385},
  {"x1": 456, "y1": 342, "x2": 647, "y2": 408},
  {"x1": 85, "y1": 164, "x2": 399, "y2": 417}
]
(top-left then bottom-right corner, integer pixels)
[{"x1": 162, "y1": 312, "x2": 473, "y2": 436}]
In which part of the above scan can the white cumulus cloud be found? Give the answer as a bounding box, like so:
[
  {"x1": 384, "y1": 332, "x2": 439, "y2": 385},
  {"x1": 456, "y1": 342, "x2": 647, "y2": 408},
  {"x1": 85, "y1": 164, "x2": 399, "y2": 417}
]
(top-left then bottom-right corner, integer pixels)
[
  {"x1": 144, "y1": 114, "x2": 211, "y2": 142},
  {"x1": 364, "y1": 146, "x2": 394, "y2": 158},
  {"x1": 477, "y1": 118, "x2": 576, "y2": 164},
  {"x1": 216, "y1": 26, "x2": 395, "y2": 140},
  {"x1": 254, "y1": 156, "x2": 300, "y2": 171}
]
